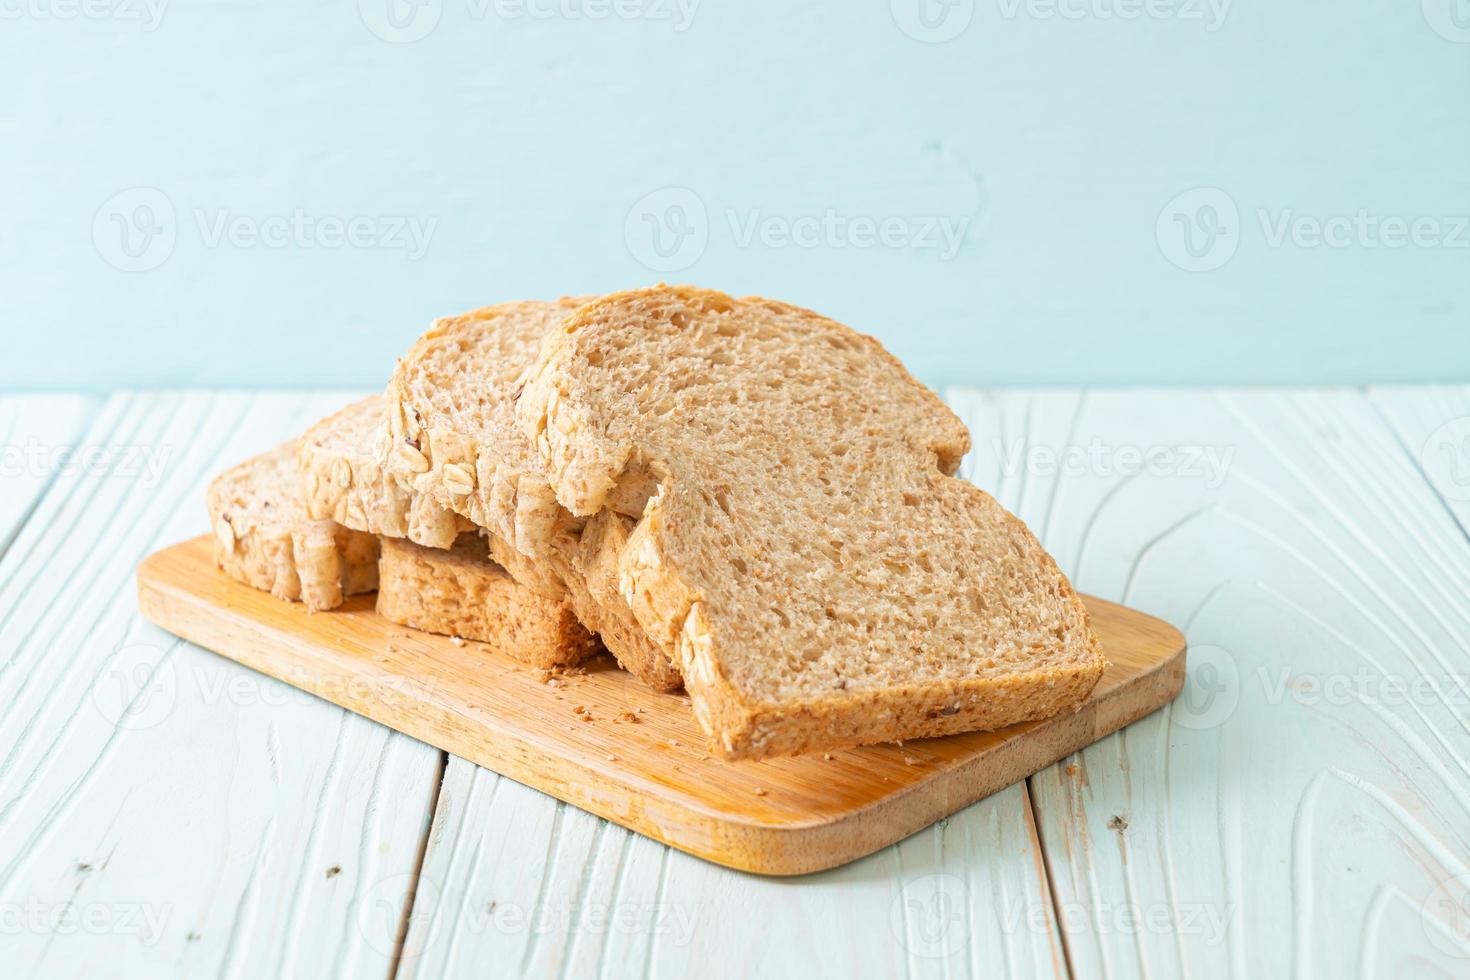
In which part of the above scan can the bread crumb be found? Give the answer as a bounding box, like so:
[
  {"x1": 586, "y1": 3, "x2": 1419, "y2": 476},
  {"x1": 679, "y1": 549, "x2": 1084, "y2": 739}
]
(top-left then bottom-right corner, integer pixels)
[
  {"x1": 668, "y1": 739, "x2": 680, "y2": 748},
  {"x1": 606, "y1": 754, "x2": 618, "y2": 762},
  {"x1": 617, "y1": 711, "x2": 639, "y2": 724},
  {"x1": 753, "y1": 787, "x2": 766, "y2": 796},
  {"x1": 450, "y1": 635, "x2": 465, "y2": 647},
  {"x1": 823, "y1": 753, "x2": 833, "y2": 761},
  {"x1": 903, "y1": 756, "x2": 921, "y2": 766}
]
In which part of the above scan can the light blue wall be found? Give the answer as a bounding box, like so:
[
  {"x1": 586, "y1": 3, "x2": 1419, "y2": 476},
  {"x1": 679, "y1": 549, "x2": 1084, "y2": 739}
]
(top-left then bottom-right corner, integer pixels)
[{"x1": 3, "y1": 1, "x2": 1468, "y2": 390}]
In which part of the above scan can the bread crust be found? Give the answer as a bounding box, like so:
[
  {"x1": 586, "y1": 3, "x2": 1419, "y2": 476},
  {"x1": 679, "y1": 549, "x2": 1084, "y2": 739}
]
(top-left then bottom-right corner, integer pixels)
[
  {"x1": 377, "y1": 536, "x2": 600, "y2": 669},
  {"x1": 206, "y1": 442, "x2": 379, "y2": 612}
]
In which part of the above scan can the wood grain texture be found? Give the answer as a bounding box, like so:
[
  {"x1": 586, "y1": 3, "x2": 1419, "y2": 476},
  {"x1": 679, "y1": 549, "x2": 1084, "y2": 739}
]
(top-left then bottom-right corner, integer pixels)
[
  {"x1": 0, "y1": 392, "x2": 442, "y2": 980},
  {"x1": 136, "y1": 534, "x2": 1184, "y2": 877},
  {"x1": 948, "y1": 387, "x2": 1470, "y2": 978}
]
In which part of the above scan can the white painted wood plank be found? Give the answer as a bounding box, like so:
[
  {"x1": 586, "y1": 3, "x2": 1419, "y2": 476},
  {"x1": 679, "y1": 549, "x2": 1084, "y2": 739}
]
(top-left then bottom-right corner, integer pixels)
[
  {"x1": 946, "y1": 387, "x2": 1470, "y2": 979},
  {"x1": 0, "y1": 391, "x2": 442, "y2": 980},
  {"x1": 1367, "y1": 385, "x2": 1470, "y2": 542},
  {"x1": 402, "y1": 757, "x2": 1066, "y2": 980},
  {"x1": 0, "y1": 394, "x2": 97, "y2": 562}
]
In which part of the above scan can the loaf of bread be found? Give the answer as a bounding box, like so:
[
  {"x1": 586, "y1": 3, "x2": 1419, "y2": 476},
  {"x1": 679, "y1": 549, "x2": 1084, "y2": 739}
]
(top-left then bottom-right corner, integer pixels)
[
  {"x1": 515, "y1": 285, "x2": 1106, "y2": 759},
  {"x1": 377, "y1": 534, "x2": 601, "y2": 669},
  {"x1": 206, "y1": 442, "x2": 379, "y2": 611},
  {"x1": 385, "y1": 301, "x2": 681, "y2": 690}
]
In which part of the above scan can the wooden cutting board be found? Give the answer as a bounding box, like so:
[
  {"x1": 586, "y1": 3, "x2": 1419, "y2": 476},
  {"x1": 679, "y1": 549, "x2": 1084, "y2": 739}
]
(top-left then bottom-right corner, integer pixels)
[{"x1": 137, "y1": 535, "x2": 1186, "y2": 876}]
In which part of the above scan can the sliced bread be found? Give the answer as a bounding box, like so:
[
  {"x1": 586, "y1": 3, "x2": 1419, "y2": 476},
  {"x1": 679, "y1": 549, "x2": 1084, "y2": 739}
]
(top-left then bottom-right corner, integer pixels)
[
  {"x1": 299, "y1": 396, "x2": 569, "y2": 603},
  {"x1": 385, "y1": 300, "x2": 682, "y2": 690},
  {"x1": 515, "y1": 285, "x2": 1106, "y2": 759},
  {"x1": 206, "y1": 442, "x2": 379, "y2": 611},
  {"x1": 298, "y1": 395, "x2": 470, "y2": 550},
  {"x1": 377, "y1": 534, "x2": 601, "y2": 669}
]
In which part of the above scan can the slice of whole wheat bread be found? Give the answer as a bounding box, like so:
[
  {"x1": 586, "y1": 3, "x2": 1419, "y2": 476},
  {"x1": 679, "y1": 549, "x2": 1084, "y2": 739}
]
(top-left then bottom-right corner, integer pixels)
[
  {"x1": 515, "y1": 284, "x2": 1107, "y2": 759},
  {"x1": 385, "y1": 300, "x2": 682, "y2": 690},
  {"x1": 298, "y1": 395, "x2": 567, "y2": 601},
  {"x1": 299, "y1": 395, "x2": 470, "y2": 550},
  {"x1": 206, "y1": 442, "x2": 379, "y2": 611},
  {"x1": 377, "y1": 534, "x2": 601, "y2": 669}
]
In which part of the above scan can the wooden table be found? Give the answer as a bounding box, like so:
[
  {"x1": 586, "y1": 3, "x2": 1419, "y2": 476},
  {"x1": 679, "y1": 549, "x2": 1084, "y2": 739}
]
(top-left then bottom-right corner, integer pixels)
[{"x1": 2, "y1": 387, "x2": 1468, "y2": 978}]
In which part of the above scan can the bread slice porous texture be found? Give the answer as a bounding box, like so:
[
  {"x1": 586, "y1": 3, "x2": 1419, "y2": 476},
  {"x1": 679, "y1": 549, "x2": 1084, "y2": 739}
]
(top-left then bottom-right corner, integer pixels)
[
  {"x1": 299, "y1": 395, "x2": 568, "y2": 602},
  {"x1": 299, "y1": 395, "x2": 470, "y2": 550},
  {"x1": 386, "y1": 299, "x2": 682, "y2": 690},
  {"x1": 515, "y1": 285, "x2": 1107, "y2": 760},
  {"x1": 377, "y1": 534, "x2": 601, "y2": 669},
  {"x1": 206, "y1": 442, "x2": 379, "y2": 611}
]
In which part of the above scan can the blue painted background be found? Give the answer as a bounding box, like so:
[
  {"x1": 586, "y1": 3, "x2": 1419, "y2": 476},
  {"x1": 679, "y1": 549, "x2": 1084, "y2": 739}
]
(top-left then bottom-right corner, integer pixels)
[{"x1": 3, "y1": 0, "x2": 1468, "y2": 390}]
